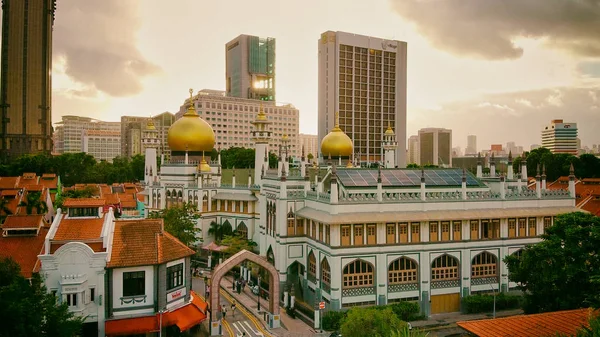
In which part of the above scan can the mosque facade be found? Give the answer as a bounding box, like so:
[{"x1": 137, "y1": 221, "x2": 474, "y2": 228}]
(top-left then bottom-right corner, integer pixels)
[{"x1": 143, "y1": 90, "x2": 578, "y2": 318}]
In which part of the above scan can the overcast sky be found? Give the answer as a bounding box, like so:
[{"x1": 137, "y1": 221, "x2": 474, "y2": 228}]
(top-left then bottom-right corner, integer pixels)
[{"x1": 42, "y1": 0, "x2": 600, "y2": 150}]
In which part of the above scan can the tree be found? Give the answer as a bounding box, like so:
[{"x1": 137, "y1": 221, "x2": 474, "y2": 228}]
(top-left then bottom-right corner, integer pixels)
[
  {"x1": 19, "y1": 191, "x2": 48, "y2": 215},
  {"x1": 390, "y1": 326, "x2": 430, "y2": 337},
  {"x1": 307, "y1": 153, "x2": 314, "y2": 162},
  {"x1": 220, "y1": 234, "x2": 257, "y2": 257},
  {"x1": 406, "y1": 163, "x2": 419, "y2": 168},
  {"x1": 0, "y1": 197, "x2": 13, "y2": 223},
  {"x1": 149, "y1": 202, "x2": 201, "y2": 247},
  {"x1": 0, "y1": 257, "x2": 83, "y2": 337},
  {"x1": 505, "y1": 212, "x2": 600, "y2": 313},
  {"x1": 340, "y1": 307, "x2": 406, "y2": 337},
  {"x1": 207, "y1": 221, "x2": 233, "y2": 243}
]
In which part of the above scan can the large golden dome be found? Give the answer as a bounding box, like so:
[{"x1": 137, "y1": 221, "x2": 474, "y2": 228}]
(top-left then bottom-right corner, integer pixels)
[
  {"x1": 167, "y1": 89, "x2": 215, "y2": 152},
  {"x1": 321, "y1": 112, "x2": 353, "y2": 157}
]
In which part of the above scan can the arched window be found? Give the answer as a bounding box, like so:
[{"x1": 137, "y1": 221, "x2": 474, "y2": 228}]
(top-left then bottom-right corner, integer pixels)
[
  {"x1": 342, "y1": 259, "x2": 374, "y2": 289},
  {"x1": 431, "y1": 255, "x2": 459, "y2": 281},
  {"x1": 307, "y1": 252, "x2": 317, "y2": 283},
  {"x1": 321, "y1": 257, "x2": 331, "y2": 291},
  {"x1": 287, "y1": 209, "x2": 295, "y2": 236},
  {"x1": 236, "y1": 222, "x2": 248, "y2": 239},
  {"x1": 388, "y1": 257, "x2": 418, "y2": 284},
  {"x1": 471, "y1": 252, "x2": 497, "y2": 278}
]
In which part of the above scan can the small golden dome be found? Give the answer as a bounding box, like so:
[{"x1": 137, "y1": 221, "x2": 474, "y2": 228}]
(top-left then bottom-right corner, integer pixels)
[
  {"x1": 146, "y1": 118, "x2": 156, "y2": 130},
  {"x1": 385, "y1": 125, "x2": 394, "y2": 135},
  {"x1": 256, "y1": 102, "x2": 268, "y2": 121},
  {"x1": 321, "y1": 112, "x2": 353, "y2": 157},
  {"x1": 346, "y1": 161, "x2": 353, "y2": 168},
  {"x1": 282, "y1": 134, "x2": 289, "y2": 142},
  {"x1": 168, "y1": 89, "x2": 215, "y2": 152},
  {"x1": 198, "y1": 157, "x2": 211, "y2": 172}
]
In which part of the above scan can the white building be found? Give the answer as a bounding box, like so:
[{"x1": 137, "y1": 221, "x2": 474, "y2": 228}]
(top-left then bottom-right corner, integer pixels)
[
  {"x1": 175, "y1": 89, "x2": 300, "y2": 157},
  {"x1": 418, "y1": 128, "x2": 452, "y2": 167},
  {"x1": 142, "y1": 93, "x2": 578, "y2": 328},
  {"x1": 298, "y1": 133, "x2": 318, "y2": 162},
  {"x1": 53, "y1": 115, "x2": 121, "y2": 155},
  {"x1": 82, "y1": 130, "x2": 121, "y2": 162},
  {"x1": 466, "y1": 135, "x2": 477, "y2": 155},
  {"x1": 541, "y1": 119, "x2": 578, "y2": 155},
  {"x1": 318, "y1": 31, "x2": 408, "y2": 166},
  {"x1": 407, "y1": 135, "x2": 419, "y2": 165}
]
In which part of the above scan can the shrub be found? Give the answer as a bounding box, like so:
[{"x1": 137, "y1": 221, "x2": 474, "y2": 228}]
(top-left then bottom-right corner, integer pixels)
[
  {"x1": 322, "y1": 310, "x2": 347, "y2": 331},
  {"x1": 462, "y1": 293, "x2": 523, "y2": 314},
  {"x1": 389, "y1": 301, "x2": 422, "y2": 321}
]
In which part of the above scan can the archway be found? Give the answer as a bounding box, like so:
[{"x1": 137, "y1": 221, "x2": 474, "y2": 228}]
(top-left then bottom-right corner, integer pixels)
[{"x1": 210, "y1": 249, "x2": 280, "y2": 317}]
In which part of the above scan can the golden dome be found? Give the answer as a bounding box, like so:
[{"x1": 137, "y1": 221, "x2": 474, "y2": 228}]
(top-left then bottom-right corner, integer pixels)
[
  {"x1": 198, "y1": 157, "x2": 211, "y2": 172},
  {"x1": 168, "y1": 89, "x2": 215, "y2": 152},
  {"x1": 282, "y1": 134, "x2": 289, "y2": 142},
  {"x1": 146, "y1": 118, "x2": 156, "y2": 130},
  {"x1": 321, "y1": 112, "x2": 353, "y2": 157},
  {"x1": 256, "y1": 103, "x2": 268, "y2": 121},
  {"x1": 385, "y1": 125, "x2": 394, "y2": 135}
]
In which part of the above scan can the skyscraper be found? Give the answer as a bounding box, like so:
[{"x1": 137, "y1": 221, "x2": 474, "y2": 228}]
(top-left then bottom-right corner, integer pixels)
[
  {"x1": 466, "y1": 135, "x2": 477, "y2": 155},
  {"x1": 418, "y1": 128, "x2": 452, "y2": 167},
  {"x1": 0, "y1": 0, "x2": 56, "y2": 160},
  {"x1": 318, "y1": 31, "x2": 408, "y2": 166},
  {"x1": 226, "y1": 34, "x2": 276, "y2": 101},
  {"x1": 407, "y1": 135, "x2": 419, "y2": 165},
  {"x1": 541, "y1": 119, "x2": 578, "y2": 155}
]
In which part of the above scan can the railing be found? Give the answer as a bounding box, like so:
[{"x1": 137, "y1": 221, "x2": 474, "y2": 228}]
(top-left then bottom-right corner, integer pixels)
[
  {"x1": 342, "y1": 286, "x2": 376, "y2": 297},
  {"x1": 431, "y1": 279, "x2": 460, "y2": 289},
  {"x1": 120, "y1": 295, "x2": 147, "y2": 305},
  {"x1": 388, "y1": 283, "x2": 419, "y2": 293}
]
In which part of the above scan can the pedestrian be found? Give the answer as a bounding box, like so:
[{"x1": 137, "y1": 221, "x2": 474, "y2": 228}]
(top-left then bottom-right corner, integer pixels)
[{"x1": 231, "y1": 300, "x2": 237, "y2": 316}]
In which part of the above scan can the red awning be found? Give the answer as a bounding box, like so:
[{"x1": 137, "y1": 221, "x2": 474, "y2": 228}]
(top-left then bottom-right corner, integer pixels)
[
  {"x1": 163, "y1": 291, "x2": 208, "y2": 331},
  {"x1": 105, "y1": 315, "x2": 159, "y2": 336}
]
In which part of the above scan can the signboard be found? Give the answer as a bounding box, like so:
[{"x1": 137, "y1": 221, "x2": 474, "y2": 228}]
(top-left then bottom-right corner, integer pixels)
[
  {"x1": 167, "y1": 287, "x2": 186, "y2": 302},
  {"x1": 319, "y1": 301, "x2": 325, "y2": 310}
]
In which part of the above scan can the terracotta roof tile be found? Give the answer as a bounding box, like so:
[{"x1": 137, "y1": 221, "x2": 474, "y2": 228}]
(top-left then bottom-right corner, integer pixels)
[
  {"x1": 121, "y1": 200, "x2": 137, "y2": 209},
  {"x1": 0, "y1": 227, "x2": 48, "y2": 278},
  {"x1": 457, "y1": 308, "x2": 596, "y2": 337},
  {"x1": 1, "y1": 189, "x2": 20, "y2": 197},
  {"x1": 62, "y1": 198, "x2": 106, "y2": 207},
  {"x1": 2, "y1": 215, "x2": 44, "y2": 229},
  {"x1": 103, "y1": 194, "x2": 120, "y2": 205},
  {"x1": 17, "y1": 174, "x2": 39, "y2": 188},
  {"x1": 39, "y1": 174, "x2": 58, "y2": 189},
  {"x1": 108, "y1": 219, "x2": 194, "y2": 268},
  {"x1": 52, "y1": 217, "x2": 105, "y2": 241},
  {"x1": 0, "y1": 177, "x2": 20, "y2": 189}
]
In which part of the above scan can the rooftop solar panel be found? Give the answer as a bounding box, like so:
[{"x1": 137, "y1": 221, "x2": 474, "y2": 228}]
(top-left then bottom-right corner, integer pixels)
[{"x1": 336, "y1": 168, "x2": 483, "y2": 188}]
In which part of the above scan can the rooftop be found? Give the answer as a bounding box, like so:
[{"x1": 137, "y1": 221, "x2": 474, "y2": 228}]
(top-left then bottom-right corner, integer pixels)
[
  {"x1": 52, "y1": 217, "x2": 105, "y2": 241},
  {"x1": 2, "y1": 215, "x2": 44, "y2": 229},
  {"x1": 336, "y1": 168, "x2": 485, "y2": 188},
  {"x1": 108, "y1": 219, "x2": 194, "y2": 268},
  {"x1": 457, "y1": 308, "x2": 596, "y2": 337},
  {"x1": 62, "y1": 198, "x2": 106, "y2": 208},
  {"x1": 0, "y1": 226, "x2": 48, "y2": 278}
]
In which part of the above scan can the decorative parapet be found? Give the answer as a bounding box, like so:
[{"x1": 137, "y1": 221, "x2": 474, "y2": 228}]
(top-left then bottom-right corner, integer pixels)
[
  {"x1": 471, "y1": 277, "x2": 499, "y2": 286},
  {"x1": 388, "y1": 283, "x2": 419, "y2": 293},
  {"x1": 342, "y1": 286, "x2": 376, "y2": 297},
  {"x1": 120, "y1": 295, "x2": 147, "y2": 305},
  {"x1": 287, "y1": 190, "x2": 305, "y2": 199},
  {"x1": 466, "y1": 191, "x2": 501, "y2": 200},
  {"x1": 431, "y1": 279, "x2": 460, "y2": 289},
  {"x1": 542, "y1": 189, "x2": 571, "y2": 198}
]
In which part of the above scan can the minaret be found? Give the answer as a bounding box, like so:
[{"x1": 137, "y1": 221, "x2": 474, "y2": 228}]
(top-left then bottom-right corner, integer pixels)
[
  {"x1": 507, "y1": 151, "x2": 514, "y2": 180},
  {"x1": 251, "y1": 103, "x2": 272, "y2": 186},
  {"x1": 568, "y1": 163, "x2": 576, "y2": 198},
  {"x1": 300, "y1": 146, "x2": 306, "y2": 178},
  {"x1": 376, "y1": 165, "x2": 383, "y2": 202},
  {"x1": 383, "y1": 123, "x2": 398, "y2": 168},
  {"x1": 420, "y1": 168, "x2": 426, "y2": 201},
  {"x1": 490, "y1": 152, "x2": 496, "y2": 177},
  {"x1": 536, "y1": 164, "x2": 542, "y2": 198},
  {"x1": 521, "y1": 154, "x2": 528, "y2": 182},
  {"x1": 541, "y1": 164, "x2": 547, "y2": 190},
  {"x1": 142, "y1": 117, "x2": 160, "y2": 185},
  {"x1": 282, "y1": 134, "x2": 290, "y2": 174},
  {"x1": 476, "y1": 153, "x2": 483, "y2": 178}
]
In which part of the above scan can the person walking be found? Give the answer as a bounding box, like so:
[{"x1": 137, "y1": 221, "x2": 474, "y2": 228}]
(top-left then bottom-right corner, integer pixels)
[{"x1": 231, "y1": 300, "x2": 237, "y2": 316}]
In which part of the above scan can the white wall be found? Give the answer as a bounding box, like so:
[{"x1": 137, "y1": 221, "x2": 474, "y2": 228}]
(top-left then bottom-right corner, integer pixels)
[{"x1": 111, "y1": 265, "x2": 155, "y2": 317}]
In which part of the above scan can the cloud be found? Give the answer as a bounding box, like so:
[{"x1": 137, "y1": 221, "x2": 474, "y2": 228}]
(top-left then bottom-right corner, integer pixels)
[
  {"x1": 53, "y1": 0, "x2": 161, "y2": 97},
  {"x1": 390, "y1": 0, "x2": 600, "y2": 60}
]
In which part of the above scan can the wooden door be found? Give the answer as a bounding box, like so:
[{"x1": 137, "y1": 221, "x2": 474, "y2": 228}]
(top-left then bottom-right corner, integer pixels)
[
  {"x1": 399, "y1": 223, "x2": 408, "y2": 243},
  {"x1": 528, "y1": 218, "x2": 537, "y2": 236},
  {"x1": 452, "y1": 221, "x2": 461, "y2": 241},
  {"x1": 470, "y1": 220, "x2": 479, "y2": 240},
  {"x1": 411, "y1": 223, "x2": 420, "y2": 243},
  {"x1": 431, "y1": 293, "x2": 461, "y2": 314},
  {"x1": 441, "y1": 222, "x2": 450, "y2": 241},
  {"x1": 367, "y1": 224, "x2": 376, "y2": 245},
  {"x1": 518, "y1": 218, "x2": 526, "y2": 237},
  {"x1": 429, "y1": 222, "x2": 439, "y2": 242},
  {"x1": 508, "y1": 219, "x2": 516, "y2": 238},
  {"x1": 386, "y1": 224, "x2": 396, "y2": 244},
  {"x1": 341, "y1": 225, "x2": 350, "y2": 246},
  {"x1": 354, "y1": 225, "x2": 364, "y2": 246}
]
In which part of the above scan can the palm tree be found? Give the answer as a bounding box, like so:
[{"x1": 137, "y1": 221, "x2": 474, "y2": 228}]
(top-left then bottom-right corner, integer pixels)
[
  {"x1": 18, "y1": 191, "x2": 49, "y2": 215},
  {"x1": 0, "y1": 198, "x2": 12, "y2": 223},
  {"x1": 208, "y1": 221, "x2": 222, "y2": 243}
]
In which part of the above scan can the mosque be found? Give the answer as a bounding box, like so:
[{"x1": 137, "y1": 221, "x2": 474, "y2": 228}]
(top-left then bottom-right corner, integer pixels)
[{"x1": 143, "y1": 89, "x2": 578, "y2": 318}]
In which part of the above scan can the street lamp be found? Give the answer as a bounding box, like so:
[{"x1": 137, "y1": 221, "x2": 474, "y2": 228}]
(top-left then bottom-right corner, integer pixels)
[
  {"x1": 257, "y1": 275, "x2": 261, "y2": 311},
  {"x1": 489, "y1": 283, "x2": 496, "y2": 319},
  {"x1": 158, "y1": 308, "x2": 168, "y2": 337}
]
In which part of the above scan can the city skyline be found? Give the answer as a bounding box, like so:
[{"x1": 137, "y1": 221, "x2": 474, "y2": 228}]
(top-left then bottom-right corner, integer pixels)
[{"x1": 9, "y1": 0, "x2": 599, "y2": 150}]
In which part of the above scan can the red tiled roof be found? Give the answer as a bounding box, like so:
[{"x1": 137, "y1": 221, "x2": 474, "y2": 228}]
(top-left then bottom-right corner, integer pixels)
[
  {"x1": 17, "y1": 174, "x2": 39, "y2": 188},
  {"x1": 2, "y1": 215, "x2": 44, "y2": 229},
  {"x1": 121, "y1": 200, "x2": 137, "y2": 209},
  {"x1": 103, "y1": 194, "x2": 120, "y2": 205},
  {"x1": 52, "y1": 217, "x2": 105, "y2": 241},
  {"x1": 62, "y1": 198, "x2": 106, "y2": 207},
  {"x1": 108, "y1": 219, "x2": 194, "y2": 268},
  {"x1": 0, "y1": 227, "x2": 48, "y2": 278},
  {"x1": 39, "y1": 174, "x2": 58, "y2": 189},
  {"x1": 1, "y1": 189, "x2": 19, "y2": 197},
  {"x1": 580, "y1": 199, "x2": 600, "y2": 216},
  {"x1": 0, "y1": 177, "x2": 20, "y2": 189},
  {"x1": 23, "y1": 184, "x2": 44, "y2": 192},
  {"x1": 457, "y1": 308, "x2": 596, "y2": 337}
]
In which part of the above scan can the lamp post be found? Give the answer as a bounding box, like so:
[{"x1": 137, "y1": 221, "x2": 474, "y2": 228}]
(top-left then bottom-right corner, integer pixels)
[
  {"x1": 489, "y1": 283, "x2": 496, "y2": 319},
  {"x1": 257, "y1": 275, "x2": 261, "y2": 311},
  {"x1": 159, "y1": 308, "x2": 168, "y2": 337}
]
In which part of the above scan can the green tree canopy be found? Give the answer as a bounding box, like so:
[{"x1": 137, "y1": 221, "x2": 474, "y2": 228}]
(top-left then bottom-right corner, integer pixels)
[
  {"x1": 0, "y1": 257, "x2": 83, "y2": 337},
  {"x1": 220, "y1": 234, "x2": 257, "y2": 257},
  {"x1": 505, "y1": 212, "x2": 600, "y2": 313},
  {"x1": 18, "y1": 191, "x2": 48, "y2": 215},
  {"x1": 340, "y1": 307, "x2": 407, "y2": 337},
  {"x1": 148, "y1": 202, "x2": 201, "y2": 247}
]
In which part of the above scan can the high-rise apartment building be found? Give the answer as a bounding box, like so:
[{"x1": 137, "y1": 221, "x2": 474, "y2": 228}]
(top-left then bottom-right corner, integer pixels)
[
  {"x1": 418, "y1": 128, "x2": 452, "y2": 167},
  {"x1": 82, "y1": 130, "x2": 121, "y2": 162},
  {"x1": 407, "y1": 135, "x2": 419, "y2": 165},
  {"x1": 298, "y1": 134, "x2": 318, "y2": 160},
  {"x1": 53, "y1": 116, "x2": 121, "y2": 155},
  {"x1": 318, "y1": 31, "x2": 408, "y2": 166},
  {"x1": 226, "y1": 34, "x2": 276, "y2": 101},
  {"x1": 0, "y1": 0, "x2": 56, "y2": 160},
  {"x1": 541, "y1": 119, "x2": 578, "y2": 155},
  {"x1": 175, "y1": 89, "x2": 299, "y2": 157},
  {"x1": 466, "y1": 135, "x2": 477, "y2": 155},
  {"x1": 121, "y1": 112, "x2": 174, "y2": 159}
]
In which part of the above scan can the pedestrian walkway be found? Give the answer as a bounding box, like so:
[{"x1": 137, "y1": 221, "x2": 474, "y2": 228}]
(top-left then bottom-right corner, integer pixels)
[
  {"x1": 411, "y1": 308, "x2": 524, "y2": 329},
  {"x1": 220, "y1": 276, "x2": 318, "y2": 337}
]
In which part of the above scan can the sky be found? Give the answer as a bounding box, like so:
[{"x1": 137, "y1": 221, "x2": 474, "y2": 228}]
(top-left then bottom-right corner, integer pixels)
[{"x1": 43, "y1": 0, "x2": 600, "y2": 150}]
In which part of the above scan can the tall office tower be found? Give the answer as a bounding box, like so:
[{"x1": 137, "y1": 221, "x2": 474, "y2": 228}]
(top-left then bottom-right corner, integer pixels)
[
  {"x1": 418, "y1": 128, "x2": 452, "y2": 167},
  {"x1": 121, "y1": 112, "x2": 174, "y2": 159},
  {"x1": 466, "y1": 135, "x2": 477, "y2": 155},
  {"x1": 298, "y1": 134, "x2": 318, "y2": 160},
  {"x1": 175, "y1": 89, "x2": 300, "y2": 157},
  {"x1": 407, "y1": 135, "x2": 419, "y2": 165},
  {"x1": 81, "y1": 130, "x2": 121, "y2": 162},
  {"x1": 318, "y1": 31, "x2": 408, "y2": 166},
  {"x1": 541, "y1": 119, "x2": 578, "y2": 155},
  {"x1": 0, "y1": 0, "x2": 56, "y2": 160},
  {"x1": 226, "y1": 34, "x2": 276, "y2": 101},
  {"x1": 53, "y1": 116, "x2": 121, "y2": 154}
]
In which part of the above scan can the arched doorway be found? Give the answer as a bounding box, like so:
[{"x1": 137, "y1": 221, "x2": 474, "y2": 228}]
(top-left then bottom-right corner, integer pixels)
[{"x1": 210, "y1": 249, "x2": 280, "y2": 322}]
